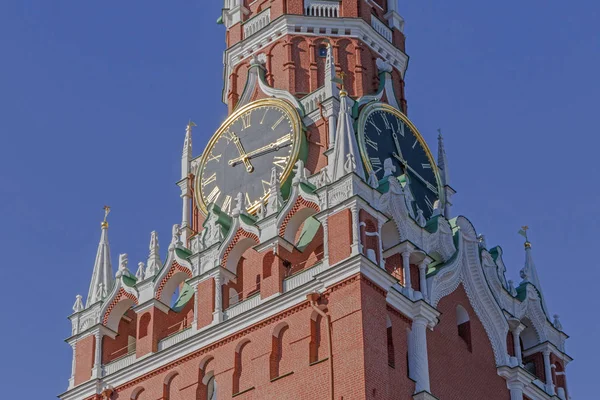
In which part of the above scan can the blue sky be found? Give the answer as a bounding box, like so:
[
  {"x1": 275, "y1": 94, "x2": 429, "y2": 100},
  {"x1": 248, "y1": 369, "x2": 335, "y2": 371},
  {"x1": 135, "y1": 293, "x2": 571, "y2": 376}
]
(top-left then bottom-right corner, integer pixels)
[{"x1": 0, "y1": 1, "x2": 597, "y2": 398}]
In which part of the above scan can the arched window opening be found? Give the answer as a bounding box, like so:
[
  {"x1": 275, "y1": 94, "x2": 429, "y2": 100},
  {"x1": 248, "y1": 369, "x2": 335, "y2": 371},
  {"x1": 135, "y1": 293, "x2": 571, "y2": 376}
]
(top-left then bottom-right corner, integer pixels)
[
  {"x1": 103, "y1": 308, "x2": 137, "y2": 364},
  {"x1": 229, "y1": 288, "x2": 239, "y2": 306},
  {"x1": 270, "y1": 323, "x2": 291, "y2": 380},
  {"x1": 387, "y1": 316, "x2": 395, "y2": 368},
  {"x1": 131, "y1": 387, "x2": 145, "y2": 400},
  {"x1": 233, "y1": 341, "x2": 251, "y2": 395},
  {"x1": 456, "y1": 305, "x2": 472, "y2": 352},
  {"x1": 555, "y1": 361, "x2": 567, "y2": 398},
  {"x1": 309, "y1": 313, "x2": 324, "y2": 363},
  {"x1": 163, "y1": 372, "x2": 181, "y2": 400},
  {"x1": 198, "y1": 357, "x2": 216, "y2": 400},
  {"x1": 207, "y1": 375, "x2": 217, "y2": 400},
  {"x1": 139, "y1": 313, "x2": 151, "y2": 339}
]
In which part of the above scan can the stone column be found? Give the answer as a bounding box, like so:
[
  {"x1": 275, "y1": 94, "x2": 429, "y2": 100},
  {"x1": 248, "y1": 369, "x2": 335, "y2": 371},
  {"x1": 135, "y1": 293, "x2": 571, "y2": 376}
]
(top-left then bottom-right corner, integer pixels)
[
  {"x1": 402, "y1": 251, "x2": 413, "y2": 297},
  {"x1": 181, "y1": 190, "x2": 191, "y2": 244},
  {"x1": 377, "y1": 219, "x2": 385, "y2": 269},
  {"x1": 350, "y1": 205, "x2": 360, "y2": 256},
  {"x1": 322, "y1": 218, "x2": 330, "y2": 266},
  {"x1": 418, "y1": 261, "x2": 428, "y2": 300},
  {"x1": 543, "y1": 350, "x2": 555, "y2": 395},
  {"x1": 68, "y1": 342, "x2": 76, "y2": 388},
  {"x1": 408, "y1": 317, "x2": 430, "y2": 393},
  {"x1": 91, "y1": 332, "x2": 103, "y2": 379},
  {"x1": 213, "y1": 274, "x2": 223, "y2": 324},
  {"x1": 512, "y1": 326, "x2": 524, "y2": 365},
  {"x1": 507, "y1": 382, "x2": 524, "y2": 400},
  {"x1": 192, "y1": 283, "x2": 200, "y2": 331}
]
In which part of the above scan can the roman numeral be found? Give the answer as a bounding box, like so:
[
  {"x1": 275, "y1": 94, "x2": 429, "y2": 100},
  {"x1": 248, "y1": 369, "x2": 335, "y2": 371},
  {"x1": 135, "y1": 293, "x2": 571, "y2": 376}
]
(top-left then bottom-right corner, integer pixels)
[
  {"x1": 201, "y1": 173, "x2": 217, "y2": 186},
  {"x1": 245, "y1": 192, "x2": 252, "y2": 206},
  {"x1": 424, "y1": 196, "x2": 434, "y2": 212},
  {"x1": 262, "y1": 180, "x2": 271, "y2": 195},
  {"x1": 422, "y1": 163, "x2": 432, "y2": 169},
  {"x1": 222, "y1": 195, "x2": 232, "y2": 213},
  {"x1": 273, "y1": 156, "x2": 289, "y2": 171},
  {"x1": 369, "y1": 120, "x2": 382, "y2": 135},
  {"x1": 382, "y1": 114, "x2": 391, "y2": 130},
  {"x1": 205, "y1": 186, "x2": 221, "y2": 205},
  {"x1": 370, "y1": 157, "x2": 382, "y2": 174},
  {"x1": 241, "y1": 112, "x2": 252, "y2": 130},
  {"x1": 260, "y1": 109, "x2": 269, "y2": 125},
  {"x1": 272, "y1": 115, "x2": 286, "y2": 131},
  {"x1": 207, "y1": 153, "x2": 222, "y2": 163},
  {"x1": 365, "y1": 136, "x2": 378, "y2": 151},
  {"x1": 412, "y1": 139, "x2": 419, "y2": 149},
  {"x1": 398, "y1": 122, "x2": 405, "y2": 137},
  {"x1": 426, "y1": 181, "x2": 438, "y2": 194},
  {"x1": 223, "y1": 131, "x2": 234, "y2": 142}
]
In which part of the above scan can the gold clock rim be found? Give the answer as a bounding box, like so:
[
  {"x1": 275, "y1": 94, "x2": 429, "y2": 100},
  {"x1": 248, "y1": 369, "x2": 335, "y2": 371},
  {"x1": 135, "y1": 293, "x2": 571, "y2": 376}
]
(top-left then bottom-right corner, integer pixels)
[
  {"x1": 356, "y1": 102, "x2": 445, "y2": 207},
  {"x1": 195, "y1": 98, "x2": 303, "y2": 216}
]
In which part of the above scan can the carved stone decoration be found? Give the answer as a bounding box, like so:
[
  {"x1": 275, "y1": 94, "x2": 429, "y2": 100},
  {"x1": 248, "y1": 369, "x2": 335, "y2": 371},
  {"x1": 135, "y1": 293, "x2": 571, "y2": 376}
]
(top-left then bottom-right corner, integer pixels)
[
  {"x1": 266, "y1": 167, "x2": 284, "y2": 216},
  {"x1": 344, "y1": 153, "x2": 357, "y2": 174},
  {"x1": 72, "y1": 295, "x2": 84, "y2": 313},
  {"x1": 201, "y1": 211, "x2": 225, "y2": 250},
  {"x1": 145, "y1": 231, "x2": 163, "y2": 279},
  {"x1": 116, "y1": 253, "x2": 131, "y2": 279},
  {"x1": 135, "y1": 262, "x2": 145, "y2": 281},
  {"x1": 169, "y1": 224, "x2": 182, "y2": 251},
  {"x1": 367, "y1": 170, "x2": 379, "y2": 189},
  {"x1": 316, "y1": 167, "x2": 331, "y2": 189},
  {"x1": 292, "y1": 160, "x2": 309, "y2": 185},
  {"x1": 415, "y1": 206, "x2": 426, "y2": 227}
]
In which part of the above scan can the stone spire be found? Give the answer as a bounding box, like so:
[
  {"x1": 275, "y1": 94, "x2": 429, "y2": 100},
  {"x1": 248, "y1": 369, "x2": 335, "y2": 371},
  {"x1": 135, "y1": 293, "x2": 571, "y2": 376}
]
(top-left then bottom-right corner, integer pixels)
[
  {"x1": 86, "y1": 206, "x2": 115, "y2": 307},
  {"x1": 437, "y1": 130, "x2": 450, "y2": 187},
  {"x1": 330, "y1": 89, "x2": 365, "y2": 182},
  {"x1": 324, "y1": 43, "x2": 340, "y2": 100},
  {"x1": 182, "y1": 121, "x2": 194, "y2": 180},
  {"x1": 519, "y1": 231, "x2": 551, "y2": 318}
]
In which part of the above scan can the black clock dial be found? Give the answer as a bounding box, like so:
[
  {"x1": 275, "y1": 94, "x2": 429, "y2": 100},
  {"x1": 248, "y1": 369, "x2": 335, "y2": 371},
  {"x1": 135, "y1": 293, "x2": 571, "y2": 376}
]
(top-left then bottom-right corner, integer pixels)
[
  {"x1": 197, "y1": 100, "x2": 302, "y2": 215},
  {"x1": 359, "y1": 104, "x2": 441, "y2": 218}
]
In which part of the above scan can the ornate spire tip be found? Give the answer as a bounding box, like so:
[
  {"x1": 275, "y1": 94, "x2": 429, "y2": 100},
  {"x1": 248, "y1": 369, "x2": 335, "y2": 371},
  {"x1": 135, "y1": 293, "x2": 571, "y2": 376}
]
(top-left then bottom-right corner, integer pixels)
[{"x1": 101, "y1": 205, "x2": 111, "y2": 228}]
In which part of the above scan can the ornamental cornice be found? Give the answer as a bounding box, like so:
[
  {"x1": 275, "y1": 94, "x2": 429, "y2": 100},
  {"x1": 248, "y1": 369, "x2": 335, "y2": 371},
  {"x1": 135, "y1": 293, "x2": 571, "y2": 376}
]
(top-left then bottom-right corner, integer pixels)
[
  {"x1": 522, "y1": 341, "x2": 573, "y2": 364},
  {"x1": 222, "y1": 15, "x2": 409, "y2": 104},
  {"x1": 497, "y1": 366, "x2": 555, "y2": 400}
]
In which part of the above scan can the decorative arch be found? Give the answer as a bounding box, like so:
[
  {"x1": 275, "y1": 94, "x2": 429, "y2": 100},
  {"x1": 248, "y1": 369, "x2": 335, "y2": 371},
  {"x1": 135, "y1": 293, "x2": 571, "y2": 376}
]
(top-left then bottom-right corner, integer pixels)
[
  {"x1": 197, "y1": 356, "x2": 217, "y2": 400},
  {"x1": 233, "y1": 339, "x2": 252, "y2": 395},
  {"x1": 222, "y1": 230, "x2": 260, "y2": 274},
  {"x1": 456, "y1": 305, "x2": 472, "y2": 352},
  {"x1": 278, "y1": 197, "x2": 320, "y2": 239},
  {"x1": 381, "y1": 220, "x2": 400, "y2": 251},
  {"x1": 155, "y1": 261, "x2": 193, "y2": 303},
  {"x1": 309, "y1": 309, "x2": 325, "y2": 363},
  {"x1": 292, "y1": 37, "x2": 310, "y2": 95},
  {"x1": 102, "y1": 288, "x2": 139, "y2": 331},
  {"x1": 429, "y1": 216, "x2": 510, "y2": 366},
  {"x1": 164, "y1": 371, "x2": 181, "y2": 400}
]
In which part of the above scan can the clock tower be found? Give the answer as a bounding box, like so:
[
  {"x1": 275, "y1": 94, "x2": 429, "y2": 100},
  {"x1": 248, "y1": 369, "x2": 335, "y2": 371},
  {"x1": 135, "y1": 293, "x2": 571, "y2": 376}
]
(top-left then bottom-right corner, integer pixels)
[{"x1": 62, "y1": 2, "x2": 572, "y2": 400}]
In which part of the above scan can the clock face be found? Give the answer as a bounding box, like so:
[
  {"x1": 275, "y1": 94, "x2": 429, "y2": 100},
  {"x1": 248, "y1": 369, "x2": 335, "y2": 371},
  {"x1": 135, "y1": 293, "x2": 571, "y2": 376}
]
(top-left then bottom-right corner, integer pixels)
[
  {"x1": 196, "y1": 99, "x2": 303, "y2": 215},
  {"x1": 358, "y1": 103, "x2": 442, "y2": 218}
]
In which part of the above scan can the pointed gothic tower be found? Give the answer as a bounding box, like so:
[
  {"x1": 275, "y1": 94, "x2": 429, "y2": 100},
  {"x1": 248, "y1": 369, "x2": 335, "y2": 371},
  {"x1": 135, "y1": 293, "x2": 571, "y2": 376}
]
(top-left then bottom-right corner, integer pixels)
[{"x1": 62, "y1": 3, "x2": 571, "y2": 400}]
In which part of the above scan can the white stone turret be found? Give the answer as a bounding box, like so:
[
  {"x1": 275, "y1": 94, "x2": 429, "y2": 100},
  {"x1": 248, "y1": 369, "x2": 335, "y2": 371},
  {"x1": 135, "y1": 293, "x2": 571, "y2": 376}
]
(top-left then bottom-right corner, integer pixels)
[
  {"x1": 144, "y1": 231, "x2": 163, "y2": 279},
  {"x1": 85, "y1": 207, "x2": 114, "y2": 307},
  {"x1": 385, "y1": 0, "x2": 405, "y2": 31},
  {"x1": 180, "y1": 121, "x2": 194, "y2": 244},
  {"x1": 330, "y1": 91, "x2": 365, "y2": 182},
  {"x1": 519, "y1": 241, "x2": 551, "y2": 319},
  {"x1": 266, "y1": 167, "x2": 284, "y2": 216},
  {"x1": 324, "y1": 43, "x2": 340, "y2": 149}
]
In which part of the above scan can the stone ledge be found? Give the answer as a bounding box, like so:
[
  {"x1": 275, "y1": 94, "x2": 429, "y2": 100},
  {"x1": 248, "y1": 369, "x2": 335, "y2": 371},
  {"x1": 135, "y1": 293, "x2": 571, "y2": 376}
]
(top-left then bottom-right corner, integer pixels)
[{"x1": 413, "y1": 391, "x2": 439, "y2": 400}]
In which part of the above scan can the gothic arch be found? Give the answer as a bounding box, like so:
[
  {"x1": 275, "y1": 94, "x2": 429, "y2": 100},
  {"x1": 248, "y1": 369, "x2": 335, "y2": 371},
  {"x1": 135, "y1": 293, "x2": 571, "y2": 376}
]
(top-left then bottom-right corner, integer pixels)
[
  {"x1": 155, "y1": 262, "x2": 193, "y2": 304},
  {"x1": 381, "y1": 220, "x2": 400, "y2": 250}
]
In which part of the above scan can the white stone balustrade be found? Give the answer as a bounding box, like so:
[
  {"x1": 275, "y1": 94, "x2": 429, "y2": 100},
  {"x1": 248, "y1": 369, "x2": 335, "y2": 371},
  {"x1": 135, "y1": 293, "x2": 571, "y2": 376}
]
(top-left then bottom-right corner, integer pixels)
[
  {"x1": 103, "y1": 353, "x2": 136, "y2": 375},
  {"x1": 283, "y1": 262, "x2": 327, "y2": 292},
  {"x1": 305, "y1": 0, "x2": 340, "y2": 18},
  {"x1": 157, "y1": 327, "x2": 194, "y2": 351},
  {"x1": 244, "y1": 8, "x2": 271, "y2": 39},
  {"x1": 301, "y1": 87, "x2": 327, "y2": 115},
  {"x1": 371, "y1": 15, "x2": 393, "y2": 43},
  {"x1": 224, "y1": 293, "x2": 262, "y2": 320}
]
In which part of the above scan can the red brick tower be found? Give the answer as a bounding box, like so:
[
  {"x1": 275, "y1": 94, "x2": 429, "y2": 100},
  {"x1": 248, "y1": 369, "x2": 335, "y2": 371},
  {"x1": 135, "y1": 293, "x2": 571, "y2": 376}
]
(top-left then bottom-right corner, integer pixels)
[{"x1": 62, "y1": 2, "x2": 571, "y2": 400}]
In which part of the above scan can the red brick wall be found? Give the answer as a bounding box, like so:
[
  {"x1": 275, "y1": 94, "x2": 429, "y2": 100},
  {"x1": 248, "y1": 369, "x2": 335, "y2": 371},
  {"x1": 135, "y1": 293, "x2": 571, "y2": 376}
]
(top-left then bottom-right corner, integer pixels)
[
  {"x1": 74, "y1": 334, "x2": 95, "y2": 386},
  {"x1": 427, "y1": 285, "x2": 509, "y2": 400},
  {"x1": 103, "y1": 309, "x2": 137, "y2": 364},
  {"x1": 112, "y1": 275, "x2": 374, "y2": 400},
  {"x1": 327, "y1": 209, "x2": 352, "y2": 265}
]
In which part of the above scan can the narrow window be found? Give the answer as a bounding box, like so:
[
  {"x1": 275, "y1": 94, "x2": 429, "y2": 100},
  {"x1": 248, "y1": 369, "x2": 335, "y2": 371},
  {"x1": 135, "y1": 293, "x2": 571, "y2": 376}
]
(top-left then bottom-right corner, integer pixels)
[
  {"x1": 310, "y1": 314, "x2": 323, "y2": 363},
  {"x1": 270, "y1": 324, "x2": 290, "y2": 379},
  {"x1": 233, "y1": 341, "x2": 251, "y2": 394},
  {"x1": 387, "y1": 316, "x2": 395, "y2": 368},
  {"x1": 456, "y1": 305, "x2": 472, "y2": 352}
]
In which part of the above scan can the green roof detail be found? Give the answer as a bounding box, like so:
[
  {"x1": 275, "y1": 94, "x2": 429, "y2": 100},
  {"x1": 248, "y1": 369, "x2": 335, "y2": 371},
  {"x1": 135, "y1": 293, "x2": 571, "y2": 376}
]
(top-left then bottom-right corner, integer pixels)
[
  {"x1": 217, "y1": 16, "x2": 224, "y2": 24},
  {"x1": 172, "y1": 282, "x2": 194, "y2": 313},
  {"x1": 122, "y1": 275, "x2": 137, "y2": 288},
  {"x1": 296, "y1": 216, "x2": 321, "y2": 251},
  {"x1": 175, "y1": 247, "x2": 192, "y2": 259}
]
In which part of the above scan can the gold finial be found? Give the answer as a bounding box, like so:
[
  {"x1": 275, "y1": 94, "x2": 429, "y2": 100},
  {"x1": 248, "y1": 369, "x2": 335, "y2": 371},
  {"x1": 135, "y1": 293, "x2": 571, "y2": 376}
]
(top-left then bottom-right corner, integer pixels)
[
  {"x1": 338, "y1": 71, "x2": 347, "y2": 96},
  {"x1": 101, "y1": 205, "x2": 111, "y2": 228},
  {"x1": 519, "y1": 225, "x2": 531, "y2": 248}
]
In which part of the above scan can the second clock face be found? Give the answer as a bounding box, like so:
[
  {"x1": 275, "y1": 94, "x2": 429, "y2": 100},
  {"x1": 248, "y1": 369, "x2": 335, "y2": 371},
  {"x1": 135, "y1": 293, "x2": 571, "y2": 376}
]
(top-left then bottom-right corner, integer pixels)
[
  {"x1": 196, "y1": 99, "x2": 302, "y2": 215},
  {"x1": 358, "y1": 103, "x2": 442, "y2": 218}
]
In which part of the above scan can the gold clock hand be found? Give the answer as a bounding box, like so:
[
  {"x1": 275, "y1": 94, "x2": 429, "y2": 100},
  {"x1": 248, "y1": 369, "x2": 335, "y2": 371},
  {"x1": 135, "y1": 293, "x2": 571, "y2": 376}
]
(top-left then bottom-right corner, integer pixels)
[
  {"x1": 392, "y1": 152, "x2": 438, "y2": 194},
  {"x1": 228, "y1": 135, "x2": 292, "y2": 167},
  {"x1": 229, "y1": 132, "x2": 254, "y2": 173}
]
